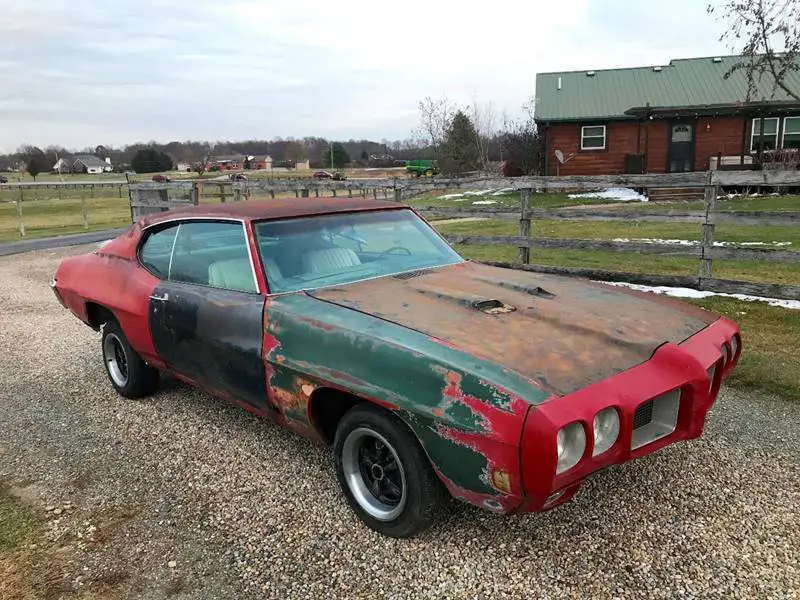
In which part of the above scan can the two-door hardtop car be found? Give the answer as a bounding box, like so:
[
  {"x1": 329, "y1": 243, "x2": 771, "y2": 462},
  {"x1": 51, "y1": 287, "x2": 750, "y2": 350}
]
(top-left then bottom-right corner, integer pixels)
[{"x1": 52, "y1": 197, "x2": 741, "y2": 537}]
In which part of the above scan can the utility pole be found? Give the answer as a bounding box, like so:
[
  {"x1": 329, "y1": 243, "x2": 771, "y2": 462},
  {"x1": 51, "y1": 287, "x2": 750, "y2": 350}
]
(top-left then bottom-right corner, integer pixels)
[{"x1": 330, "y1": 141, "x2": 334, "y2": 170}]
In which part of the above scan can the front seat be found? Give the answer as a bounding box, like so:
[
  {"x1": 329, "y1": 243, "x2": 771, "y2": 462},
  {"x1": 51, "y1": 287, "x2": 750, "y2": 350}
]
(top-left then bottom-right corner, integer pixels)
[
  {"x1": 302, "y1": 247, "x2": 361, "y2": 273},
  {"x1": 208, "y1": 258, "x2": 257, "y2": 293}
]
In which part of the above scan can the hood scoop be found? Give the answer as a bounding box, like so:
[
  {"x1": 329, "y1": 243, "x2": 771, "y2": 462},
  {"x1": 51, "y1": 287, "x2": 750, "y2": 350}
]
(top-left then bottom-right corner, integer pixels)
[
  {"x1": 472, "y1": 299, "x2": 516, "y2": 315},
  {"x1": 413, "y1": 283, "x2": 516, "y2": 315},
  {"x1": 474, "y1": 276, "x2": 556, "y2": 299}
]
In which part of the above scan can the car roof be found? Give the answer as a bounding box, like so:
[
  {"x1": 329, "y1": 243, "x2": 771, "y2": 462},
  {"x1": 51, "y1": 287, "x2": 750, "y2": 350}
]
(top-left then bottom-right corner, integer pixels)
[{"x1": 139, "y1": 197, "x2": 407, "y2": 227}]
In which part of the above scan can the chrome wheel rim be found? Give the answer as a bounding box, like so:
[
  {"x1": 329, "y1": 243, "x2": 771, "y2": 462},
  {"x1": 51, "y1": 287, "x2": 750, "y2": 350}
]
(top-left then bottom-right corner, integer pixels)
[
  {"x1": 341, "y1": 428, "x2": 406, "y2": 521},
  {"x1": 103, "y1": 333, "x2": 129, "y2": 387}
]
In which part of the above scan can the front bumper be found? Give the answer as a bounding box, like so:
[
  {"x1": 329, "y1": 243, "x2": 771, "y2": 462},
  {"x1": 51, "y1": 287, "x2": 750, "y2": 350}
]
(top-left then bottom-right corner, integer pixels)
[{"x1": 518, "y1": 316, "x2": 741, "y2": 512}]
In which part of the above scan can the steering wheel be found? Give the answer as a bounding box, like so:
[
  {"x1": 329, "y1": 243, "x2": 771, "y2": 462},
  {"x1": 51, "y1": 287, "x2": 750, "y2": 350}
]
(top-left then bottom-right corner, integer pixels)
[{"x1": 380, "y1": 246, "x2": 412, "y2": 256}]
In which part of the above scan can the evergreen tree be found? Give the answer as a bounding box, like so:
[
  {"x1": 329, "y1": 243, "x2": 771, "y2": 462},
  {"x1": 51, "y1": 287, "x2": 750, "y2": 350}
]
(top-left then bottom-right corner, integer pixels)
[{"x1": 439, "y1": 111, "x2": 481, "y2": 175}]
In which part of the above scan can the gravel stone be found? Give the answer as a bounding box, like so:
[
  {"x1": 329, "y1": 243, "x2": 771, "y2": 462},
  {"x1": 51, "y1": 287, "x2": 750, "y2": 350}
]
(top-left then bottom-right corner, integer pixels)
[{"x1": 0, "y1": 244, "x2": 798, "y2": 599}]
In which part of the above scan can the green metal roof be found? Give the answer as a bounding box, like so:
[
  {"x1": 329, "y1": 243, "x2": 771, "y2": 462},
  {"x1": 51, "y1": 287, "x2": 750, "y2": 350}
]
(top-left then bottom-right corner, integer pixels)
[{"x1": 535, "y1": 55, "x2": 800, "y2": 122}]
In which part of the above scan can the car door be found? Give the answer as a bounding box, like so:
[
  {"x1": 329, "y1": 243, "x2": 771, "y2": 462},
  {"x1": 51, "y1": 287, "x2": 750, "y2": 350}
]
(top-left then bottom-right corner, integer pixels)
[{"x1": 143, "y1": 220, "x2": 269, "y2": 411}]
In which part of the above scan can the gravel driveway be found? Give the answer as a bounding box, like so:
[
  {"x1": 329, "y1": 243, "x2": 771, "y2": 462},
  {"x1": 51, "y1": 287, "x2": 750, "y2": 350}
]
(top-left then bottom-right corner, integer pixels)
[{"x1": 1, "y1": 245, "x2": 798, "y2": 600}]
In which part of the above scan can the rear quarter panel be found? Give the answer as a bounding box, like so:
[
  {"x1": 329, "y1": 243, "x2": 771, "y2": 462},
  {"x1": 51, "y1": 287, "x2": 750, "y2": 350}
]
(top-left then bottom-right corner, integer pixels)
[{"x1": 55, "y1": 231, "x2": 161, "y2": 364}]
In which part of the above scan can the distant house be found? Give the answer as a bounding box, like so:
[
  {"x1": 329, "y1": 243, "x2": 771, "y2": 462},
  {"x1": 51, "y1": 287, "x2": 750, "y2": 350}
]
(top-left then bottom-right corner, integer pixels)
[
  {"x1": 210, "y1": 154, "x2": 244, "y2": 170},
  {"x1": 534, "y1": 55, "x2": 800, "y2": 176},
  {"x1": 250, "y1": 155, "x2": 273, "y2": 170},
  {"x1": 73, "y1": 155, "x2": 113, "y2": 174},
  {"x1": 52, "y1": 158, "x2": 71, "y2": 174}
]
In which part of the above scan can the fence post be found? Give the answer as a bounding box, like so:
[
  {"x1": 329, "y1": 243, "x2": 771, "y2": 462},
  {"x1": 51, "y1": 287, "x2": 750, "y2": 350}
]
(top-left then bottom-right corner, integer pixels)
[
  {"x1": 218, "y1": 184, "x2": 225, "y2": 203},
  {"x1": 233, "y1": 187, "x2": 242, "y2": 202},
  {"x1": 301, "y1": 188, "x2": 309, "y2": 198},
  {"x1": 394, "y1": 187, "x2": 402, "y2": 203},
  {"x1": 699, "y1": 172, "x2": 717, "y2": 279},
  {"x1": 518, "y1": 188, "x2": 532, "y2": 264},
  {"x1": 332, "y1": 188, "x2": 337, "y2": 197},
  {"x1": 17, "y1": 187, "x2": 25, "y2": 238},
  {"x1": 81, "y1": 193, "x2": 89, "y2": 230},
  {"x1": 373, "y1": 188, "x2": 378, "y2": 200},
  {"x1": 270, "y1": 189, "x2": 275, "y2": 199},
  {"x1": 190, "y1": 183, "x2": 200, "y2": 206}
]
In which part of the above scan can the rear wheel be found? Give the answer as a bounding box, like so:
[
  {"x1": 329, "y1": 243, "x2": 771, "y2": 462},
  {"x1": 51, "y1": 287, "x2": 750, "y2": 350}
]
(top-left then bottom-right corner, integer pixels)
[
  {"x1": 411, "y1": 170, "x2": 421, "y2": 178},
  {"x1": 101, "y1": 319, "x2": 159, "y2": 399},
  {"x1": 334, "y1": 405, "x2": 445, "y2": 538}
]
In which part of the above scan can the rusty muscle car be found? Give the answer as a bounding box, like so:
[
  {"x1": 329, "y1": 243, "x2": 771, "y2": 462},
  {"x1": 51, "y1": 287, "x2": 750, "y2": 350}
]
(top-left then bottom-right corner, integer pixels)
[{"x1": 52, "y1": 198, "x2": 742, "y2": 537}]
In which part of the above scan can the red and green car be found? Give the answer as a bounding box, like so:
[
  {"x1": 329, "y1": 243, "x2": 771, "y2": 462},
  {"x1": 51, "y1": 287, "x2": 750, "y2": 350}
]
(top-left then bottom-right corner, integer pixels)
[{"x1": 52, "y1": 198, "x2": 741, "y2": 537}]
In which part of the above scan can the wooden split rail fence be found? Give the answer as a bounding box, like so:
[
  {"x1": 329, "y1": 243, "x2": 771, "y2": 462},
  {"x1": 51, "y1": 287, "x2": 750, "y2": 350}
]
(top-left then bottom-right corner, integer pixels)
[{"x1": 413, "y1": 171, "x2": 800, "y2": 301}]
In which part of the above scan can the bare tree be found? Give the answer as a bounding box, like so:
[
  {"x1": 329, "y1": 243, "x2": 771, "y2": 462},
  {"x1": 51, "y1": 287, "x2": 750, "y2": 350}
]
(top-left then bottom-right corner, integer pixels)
[
  {"x1": 469, "y1": 98, "x2": 497, "y2": 170},
  {"x1": 709, "y1": 0, "x2": 800, "y2": 101},
  {"x1": 194, "y1": 155, "x2": 209, "y2": 178},
  {"x1": 415, "y1": 96, "x2": 455, "y2": 160}
]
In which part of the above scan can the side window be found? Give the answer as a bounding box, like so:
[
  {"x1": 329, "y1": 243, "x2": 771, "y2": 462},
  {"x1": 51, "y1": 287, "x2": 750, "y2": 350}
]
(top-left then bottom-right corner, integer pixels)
[
  {"x1": 139, "y1": 225, "x2": 179, "y2": 279},
  {"x1": 169, "y1": 222, "x2": 257, "y2": 293}
]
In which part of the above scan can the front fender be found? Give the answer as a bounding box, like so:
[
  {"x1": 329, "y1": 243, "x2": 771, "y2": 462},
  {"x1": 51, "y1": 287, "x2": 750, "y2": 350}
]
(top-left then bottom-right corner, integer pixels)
[{"x1": 264, "y1": 293, "x2": 549, "y2": 510}]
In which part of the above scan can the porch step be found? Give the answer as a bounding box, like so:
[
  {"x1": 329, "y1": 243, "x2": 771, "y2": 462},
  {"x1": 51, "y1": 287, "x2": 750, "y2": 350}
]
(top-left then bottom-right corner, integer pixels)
[{"x1": 647, "y1": 187, "x2": 705, "y2": 202}]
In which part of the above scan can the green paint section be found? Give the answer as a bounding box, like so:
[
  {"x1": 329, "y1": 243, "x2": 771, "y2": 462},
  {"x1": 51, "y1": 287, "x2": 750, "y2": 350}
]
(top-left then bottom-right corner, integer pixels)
[
  {"x1": 267, "y1": 294, "x2": 550, "y2": 413},
  {"x1": 536, "y1": 55, "x2": 800, "y2": 121},
  {"x1": 265, "y1": 293, "x2": 545, "y2": 499}
]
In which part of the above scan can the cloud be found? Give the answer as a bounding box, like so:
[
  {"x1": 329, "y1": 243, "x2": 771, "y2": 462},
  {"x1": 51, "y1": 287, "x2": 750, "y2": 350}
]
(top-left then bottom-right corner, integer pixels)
[{"x1": 0, "y1": 0, "x2": 730, "y2": 152}]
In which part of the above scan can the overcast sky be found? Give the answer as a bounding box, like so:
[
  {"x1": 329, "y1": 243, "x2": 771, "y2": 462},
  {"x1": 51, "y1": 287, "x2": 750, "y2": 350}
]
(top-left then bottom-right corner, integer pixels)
[{"x1": 0, "y1": 0, "x2": 732, "y2": 153}]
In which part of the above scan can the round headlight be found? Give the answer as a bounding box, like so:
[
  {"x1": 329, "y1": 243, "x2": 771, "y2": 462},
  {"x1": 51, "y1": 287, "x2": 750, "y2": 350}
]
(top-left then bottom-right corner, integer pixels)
[
  {"x1": 592, "y1": 407, "x2": 620, "y2": 456},
  {"x1": 556, "y1": 422, "x2": 586, "y2": 474}
]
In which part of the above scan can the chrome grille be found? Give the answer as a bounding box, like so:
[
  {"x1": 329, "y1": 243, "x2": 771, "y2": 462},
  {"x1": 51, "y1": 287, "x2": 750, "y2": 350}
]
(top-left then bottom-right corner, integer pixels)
[{"x1": 633, "y1": 400, "x2": 654, "y2": 429}]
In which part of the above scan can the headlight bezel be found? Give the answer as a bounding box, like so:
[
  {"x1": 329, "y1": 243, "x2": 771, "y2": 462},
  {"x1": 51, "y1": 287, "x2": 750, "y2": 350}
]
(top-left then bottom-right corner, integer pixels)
[
  {"x1": 592, "y1": 407, "x2": 620, "y2": 457},
  {"x1": 556, "y1": 421, "x2": 586, "y2": 474}
]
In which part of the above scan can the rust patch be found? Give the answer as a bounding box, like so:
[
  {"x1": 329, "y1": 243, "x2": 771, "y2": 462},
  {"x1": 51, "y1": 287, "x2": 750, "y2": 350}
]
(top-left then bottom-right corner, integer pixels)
[{"x1": 312, "y1": 261, "x2": 714, "y2": 395}]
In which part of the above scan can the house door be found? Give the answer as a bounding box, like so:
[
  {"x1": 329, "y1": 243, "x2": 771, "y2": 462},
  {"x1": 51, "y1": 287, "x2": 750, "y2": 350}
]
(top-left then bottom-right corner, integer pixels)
[{"x1": 668, "y1": 122, "x2": 695, "y2": 172}]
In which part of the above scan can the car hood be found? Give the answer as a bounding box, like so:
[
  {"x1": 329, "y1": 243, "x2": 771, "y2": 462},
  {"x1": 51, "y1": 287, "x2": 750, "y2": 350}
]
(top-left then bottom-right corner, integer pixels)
[{"x1": 309, "y1": 261, "x2": 717, "y2": 395}]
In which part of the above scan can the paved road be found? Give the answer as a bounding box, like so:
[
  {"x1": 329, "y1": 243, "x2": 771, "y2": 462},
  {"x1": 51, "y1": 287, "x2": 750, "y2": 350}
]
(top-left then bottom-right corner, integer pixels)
[
  {"x1": 0, "y1": 245, "x2": 797, "y2": 599},
  {"x1": 0, "y1": 229, "x2": 126, "y2": 257}
]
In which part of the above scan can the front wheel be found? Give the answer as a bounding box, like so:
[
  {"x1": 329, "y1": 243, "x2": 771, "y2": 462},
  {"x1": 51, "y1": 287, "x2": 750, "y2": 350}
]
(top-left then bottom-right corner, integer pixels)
[
  {"x1": 334, "y1": 405, "x2": 445, "y2": 537},
  {"x1": 101, "y1": 319, "x2": 159, "y2": 399}
]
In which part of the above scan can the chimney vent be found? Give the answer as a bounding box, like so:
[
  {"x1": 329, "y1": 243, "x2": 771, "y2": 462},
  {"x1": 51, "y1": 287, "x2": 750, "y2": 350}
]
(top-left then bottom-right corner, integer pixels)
[{"x1": 557, "y1": 76, "x2": 562, "y2": 90}]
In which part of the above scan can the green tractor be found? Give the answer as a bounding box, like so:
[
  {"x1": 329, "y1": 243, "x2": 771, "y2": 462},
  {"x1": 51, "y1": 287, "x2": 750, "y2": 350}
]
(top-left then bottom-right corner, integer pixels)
[{"x1": 405, "y1": 159, "x2": 439, "y2": 178}]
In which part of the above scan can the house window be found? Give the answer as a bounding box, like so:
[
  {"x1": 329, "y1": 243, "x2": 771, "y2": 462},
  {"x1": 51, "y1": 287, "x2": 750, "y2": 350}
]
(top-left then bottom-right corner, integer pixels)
[
  {"x1": 750, "y1": 117, "x2": 779, "y2": 152},
  {"x1": 782, "y1": 117, "x2": 800, "y2": 149},
  {"x1": 581, "y1": 125, "x2": 606, "y2": 150}
]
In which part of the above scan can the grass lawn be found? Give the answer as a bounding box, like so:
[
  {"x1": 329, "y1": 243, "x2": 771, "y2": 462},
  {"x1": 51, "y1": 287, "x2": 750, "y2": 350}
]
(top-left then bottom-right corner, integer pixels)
[
  {"x1": 684, "y1": 296, "x2": 800, "y2": 401},
  {"x1": 409, "y1": 190, "x2": 800, "y2": 212},
  {"x1": 0, "y1": 196, "x2": 132, "y2": 242},
  {"x1": 436, "y1": 218, "x2": 800, "y2": 246}
]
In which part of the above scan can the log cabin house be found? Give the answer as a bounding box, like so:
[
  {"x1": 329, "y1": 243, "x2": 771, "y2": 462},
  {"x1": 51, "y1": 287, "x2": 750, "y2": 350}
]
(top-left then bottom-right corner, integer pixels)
[{"x1": 534, "y1": 55, "x2": 800, "y2": 177}]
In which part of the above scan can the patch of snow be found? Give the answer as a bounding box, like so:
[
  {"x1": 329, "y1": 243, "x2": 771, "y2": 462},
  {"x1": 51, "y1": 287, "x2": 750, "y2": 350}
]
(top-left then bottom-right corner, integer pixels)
[
  {"x1": 465, "y1": 189, "x2": 492, "y2": 196},
  {"x1": 472, "y1": 200, "x2": 497, "y2": 205},
  {"x1": 491, "y1": 187, "x2": 515, "y2": 196},
  {"x1": 600, "y1": 281, "x2": 800, "y2": 310},
  {"x1": 568, "y1": 187, "x2": 648, "y2": 202},
  {"x1": 439, "y1": 193, "x2": 464, "y2": 200},
  {"x1": 610, "y1": 237, "x2": 791, "y2": 248}
]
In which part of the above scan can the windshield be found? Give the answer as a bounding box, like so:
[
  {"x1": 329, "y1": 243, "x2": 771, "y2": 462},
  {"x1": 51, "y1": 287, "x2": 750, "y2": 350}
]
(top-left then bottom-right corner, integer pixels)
[{"x1": 254, "y1": 209, "x2": 464, "y2": 293}]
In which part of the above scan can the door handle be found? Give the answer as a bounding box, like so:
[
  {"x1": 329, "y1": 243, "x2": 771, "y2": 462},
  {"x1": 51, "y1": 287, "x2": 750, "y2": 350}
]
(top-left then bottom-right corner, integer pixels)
[{"x1": 150, "y1": 292, "x2": 169, "y2": 302}]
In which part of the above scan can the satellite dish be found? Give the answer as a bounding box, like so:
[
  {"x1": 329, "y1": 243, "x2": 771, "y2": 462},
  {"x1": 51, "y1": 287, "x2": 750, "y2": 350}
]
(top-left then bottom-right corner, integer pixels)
[{"x1": 554, "y1": 149, "x2": 565, "y2": 164}]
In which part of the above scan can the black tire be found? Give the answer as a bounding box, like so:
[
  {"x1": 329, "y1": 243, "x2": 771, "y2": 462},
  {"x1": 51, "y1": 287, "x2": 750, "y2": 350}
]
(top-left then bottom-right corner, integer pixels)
[
  {"x1": 334, "y1": 404, "x2": 445, "y2": 538},
  {"x1": 101, "y1": 319, "x2": 159, "y2": 399}
]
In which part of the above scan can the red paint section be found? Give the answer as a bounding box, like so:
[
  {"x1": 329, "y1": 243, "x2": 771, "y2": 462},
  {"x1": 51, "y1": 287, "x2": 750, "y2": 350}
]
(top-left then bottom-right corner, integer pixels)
[
  {"x1": 54, "y1": 232, "x2": 161, "y2": 365},
  {"x1": 431, "y1": 465, "x2": 524, "y2": 513},
  {"x1": 519, "y1": 317, "x2": 741, "y2": 511},
  {"x1": 438, "y1": 371, "x2": 528, "y2": 498}
]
